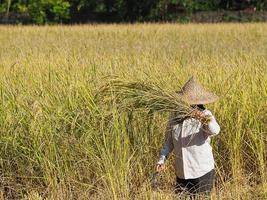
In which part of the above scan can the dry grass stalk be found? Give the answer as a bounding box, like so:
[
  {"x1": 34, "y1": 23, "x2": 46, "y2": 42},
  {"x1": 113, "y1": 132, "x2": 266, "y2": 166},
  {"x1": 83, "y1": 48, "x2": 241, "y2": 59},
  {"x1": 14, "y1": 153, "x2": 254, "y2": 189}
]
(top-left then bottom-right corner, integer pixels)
[{"x1": 96, "y1": 79, "x2": 211, "y2": 124}]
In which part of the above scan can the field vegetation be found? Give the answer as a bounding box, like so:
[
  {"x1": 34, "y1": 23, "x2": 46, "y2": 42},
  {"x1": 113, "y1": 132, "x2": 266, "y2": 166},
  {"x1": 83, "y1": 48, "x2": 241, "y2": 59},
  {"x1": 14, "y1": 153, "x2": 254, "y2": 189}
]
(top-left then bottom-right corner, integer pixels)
[{"x1": 0, "y1": 24, "x2": 266, "y2": 199}]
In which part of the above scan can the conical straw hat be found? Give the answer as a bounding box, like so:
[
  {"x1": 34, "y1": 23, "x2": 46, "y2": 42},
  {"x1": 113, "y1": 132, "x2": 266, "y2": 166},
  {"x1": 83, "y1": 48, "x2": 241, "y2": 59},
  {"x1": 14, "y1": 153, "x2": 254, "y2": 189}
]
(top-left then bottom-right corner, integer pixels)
[{"x1": 177, "y1": 76, "x2": 219, "y2": 104}]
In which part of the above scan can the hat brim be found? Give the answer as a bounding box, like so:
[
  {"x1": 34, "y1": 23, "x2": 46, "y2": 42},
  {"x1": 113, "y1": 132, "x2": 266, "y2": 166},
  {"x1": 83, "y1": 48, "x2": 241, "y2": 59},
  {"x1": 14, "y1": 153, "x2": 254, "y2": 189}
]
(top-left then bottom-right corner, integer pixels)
[{"x1": 177, "y1": 92, "x2": 219, "y2": 105}]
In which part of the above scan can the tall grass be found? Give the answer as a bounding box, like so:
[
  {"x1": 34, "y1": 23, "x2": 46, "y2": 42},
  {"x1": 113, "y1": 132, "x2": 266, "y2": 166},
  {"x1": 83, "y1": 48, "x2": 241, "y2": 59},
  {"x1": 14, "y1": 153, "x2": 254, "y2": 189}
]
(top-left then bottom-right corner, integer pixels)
[{"x1": 0, "y1": 24, "x2": 266, "y2": 199}]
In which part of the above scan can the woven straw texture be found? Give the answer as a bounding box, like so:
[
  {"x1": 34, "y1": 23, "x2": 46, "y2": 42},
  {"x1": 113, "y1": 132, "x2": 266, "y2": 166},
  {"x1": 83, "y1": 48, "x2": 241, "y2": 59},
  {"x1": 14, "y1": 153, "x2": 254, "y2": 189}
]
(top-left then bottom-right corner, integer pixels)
[{"x1": 178, "y1": 76, "x2": 219, "y2": 104}]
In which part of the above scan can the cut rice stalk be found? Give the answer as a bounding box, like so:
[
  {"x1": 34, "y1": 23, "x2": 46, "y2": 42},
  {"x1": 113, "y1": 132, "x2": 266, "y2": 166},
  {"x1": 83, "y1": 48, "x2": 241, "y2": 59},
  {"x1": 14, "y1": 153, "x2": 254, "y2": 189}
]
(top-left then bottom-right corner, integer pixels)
[{"x1": 96, "y1": 79, "x2": 211, "y2": 124}]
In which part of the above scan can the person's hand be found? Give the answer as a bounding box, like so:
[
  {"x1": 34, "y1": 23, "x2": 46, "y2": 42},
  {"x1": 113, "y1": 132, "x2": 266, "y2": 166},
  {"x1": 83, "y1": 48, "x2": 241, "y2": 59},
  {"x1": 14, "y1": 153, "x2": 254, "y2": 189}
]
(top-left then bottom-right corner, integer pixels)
[
  {"x1": 156, "y1": 164, "x2": 165, "y2": 172},
  {"x1": 192, "y1": 110, "x2": 205, "y2": 120}
]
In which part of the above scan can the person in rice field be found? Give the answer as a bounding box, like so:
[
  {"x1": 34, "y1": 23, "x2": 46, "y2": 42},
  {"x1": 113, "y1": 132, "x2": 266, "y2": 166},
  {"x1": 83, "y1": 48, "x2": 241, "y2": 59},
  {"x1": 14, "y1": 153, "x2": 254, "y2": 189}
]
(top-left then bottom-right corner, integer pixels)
[{"x1": 156, "y1": 76, "x2": 220, "y2": 198}]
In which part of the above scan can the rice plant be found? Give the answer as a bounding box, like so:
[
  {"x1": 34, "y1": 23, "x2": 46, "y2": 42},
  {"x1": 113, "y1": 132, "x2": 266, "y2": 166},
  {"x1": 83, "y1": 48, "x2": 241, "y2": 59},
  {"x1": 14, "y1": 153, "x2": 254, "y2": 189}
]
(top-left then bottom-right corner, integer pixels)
[
  {"x1": 0, "y1": 24, "x2": 266, "y2": 200},
  {"x1": 96, "y1": 79, "x2": 211, "y2": 123}
]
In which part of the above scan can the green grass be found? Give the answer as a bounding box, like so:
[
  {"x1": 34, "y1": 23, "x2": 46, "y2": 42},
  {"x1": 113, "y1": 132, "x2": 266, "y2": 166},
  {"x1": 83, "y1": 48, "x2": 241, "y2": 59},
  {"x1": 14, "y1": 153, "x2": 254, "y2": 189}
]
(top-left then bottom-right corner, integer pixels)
[{"x1": 0, "y1": 24, "x2": 266, "y2": 199}]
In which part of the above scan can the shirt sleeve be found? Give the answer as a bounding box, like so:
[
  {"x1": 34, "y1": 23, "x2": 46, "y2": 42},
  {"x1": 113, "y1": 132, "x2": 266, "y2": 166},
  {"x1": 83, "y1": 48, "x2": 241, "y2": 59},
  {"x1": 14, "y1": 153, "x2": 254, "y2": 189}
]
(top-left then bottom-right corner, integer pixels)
[
  {"x1": 202, "y1": 110, "x2": 221, "y2": 137},
  {"x1": 157, "y1": 114, "x2": 174, "y2": 165}
]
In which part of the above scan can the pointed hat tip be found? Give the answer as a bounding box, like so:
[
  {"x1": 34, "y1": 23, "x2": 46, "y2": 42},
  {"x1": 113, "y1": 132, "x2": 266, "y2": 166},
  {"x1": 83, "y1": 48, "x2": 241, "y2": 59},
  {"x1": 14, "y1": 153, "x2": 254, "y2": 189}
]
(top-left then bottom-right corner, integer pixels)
[{"x1": 189, "y1": 75, "x2": 197, "y2": 81}]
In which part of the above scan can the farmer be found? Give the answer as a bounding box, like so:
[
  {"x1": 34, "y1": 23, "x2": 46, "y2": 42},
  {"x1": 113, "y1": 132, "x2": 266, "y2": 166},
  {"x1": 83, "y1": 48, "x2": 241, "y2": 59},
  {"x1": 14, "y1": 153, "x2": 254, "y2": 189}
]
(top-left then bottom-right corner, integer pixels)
[{"x1": 156, "y1": 76, "x2": 220, "y2": 198}]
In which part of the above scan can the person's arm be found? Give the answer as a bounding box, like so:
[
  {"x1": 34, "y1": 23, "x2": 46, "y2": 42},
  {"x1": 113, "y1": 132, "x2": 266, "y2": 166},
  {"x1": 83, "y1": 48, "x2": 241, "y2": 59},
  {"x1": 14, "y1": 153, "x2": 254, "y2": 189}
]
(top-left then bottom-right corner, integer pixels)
[
  {"x1": 157, "y1": 115, "x2": 174, "y2": 167},
  {"x1": 202, "y1": 110, "x2": 220, "y2": 137}
]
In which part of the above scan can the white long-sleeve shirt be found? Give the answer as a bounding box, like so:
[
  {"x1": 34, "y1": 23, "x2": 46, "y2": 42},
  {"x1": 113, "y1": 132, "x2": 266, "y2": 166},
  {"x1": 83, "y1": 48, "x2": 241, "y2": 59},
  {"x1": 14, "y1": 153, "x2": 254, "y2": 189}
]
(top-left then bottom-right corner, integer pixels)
[{"x1": 157, "y1": 109, "x2": 220, "y2": 179}]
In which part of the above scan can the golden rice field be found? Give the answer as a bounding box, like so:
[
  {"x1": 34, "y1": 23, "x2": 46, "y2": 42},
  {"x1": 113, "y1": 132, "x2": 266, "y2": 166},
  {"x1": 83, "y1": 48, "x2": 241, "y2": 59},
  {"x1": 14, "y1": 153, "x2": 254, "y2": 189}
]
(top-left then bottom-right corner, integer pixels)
[{"x1": 0, "y1": 24, "x2": 266, "y2": 200}]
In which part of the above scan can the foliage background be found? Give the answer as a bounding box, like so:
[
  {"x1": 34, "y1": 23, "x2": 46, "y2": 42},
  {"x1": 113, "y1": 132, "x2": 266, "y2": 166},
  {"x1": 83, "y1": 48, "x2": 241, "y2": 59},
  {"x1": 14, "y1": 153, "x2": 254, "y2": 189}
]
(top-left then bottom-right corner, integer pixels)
[{"x1": 0, "y1": 0, "x2": 267, "y2": 24}]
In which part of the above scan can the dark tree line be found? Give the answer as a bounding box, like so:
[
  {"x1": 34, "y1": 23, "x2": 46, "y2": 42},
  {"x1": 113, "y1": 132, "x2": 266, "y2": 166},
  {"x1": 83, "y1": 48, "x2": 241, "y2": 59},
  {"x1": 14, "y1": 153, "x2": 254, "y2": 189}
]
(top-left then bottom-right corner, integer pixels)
[{"x1": 0, "y1": 0, "x2": 266, "y2": 24}]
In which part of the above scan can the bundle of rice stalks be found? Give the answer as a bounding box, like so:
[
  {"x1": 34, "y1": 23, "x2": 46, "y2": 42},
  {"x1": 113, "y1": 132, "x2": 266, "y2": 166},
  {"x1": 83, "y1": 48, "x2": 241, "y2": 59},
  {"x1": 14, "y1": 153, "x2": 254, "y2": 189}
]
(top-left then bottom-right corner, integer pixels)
[{"x1": 95, "y1": 79, "x2": 210, "y2": 123}]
